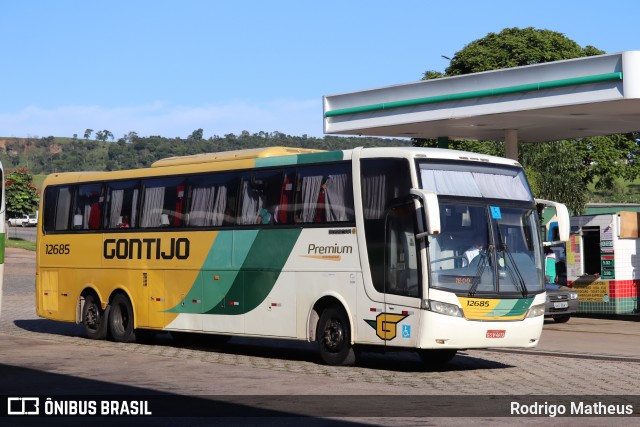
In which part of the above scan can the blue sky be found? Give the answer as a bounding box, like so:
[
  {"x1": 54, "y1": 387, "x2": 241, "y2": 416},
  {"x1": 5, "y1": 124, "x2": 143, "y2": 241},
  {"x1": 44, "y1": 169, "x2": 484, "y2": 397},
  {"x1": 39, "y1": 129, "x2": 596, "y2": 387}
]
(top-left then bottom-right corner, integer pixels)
[{"x1": 2, "y1": 0, "x2": 639, "y2": 140}]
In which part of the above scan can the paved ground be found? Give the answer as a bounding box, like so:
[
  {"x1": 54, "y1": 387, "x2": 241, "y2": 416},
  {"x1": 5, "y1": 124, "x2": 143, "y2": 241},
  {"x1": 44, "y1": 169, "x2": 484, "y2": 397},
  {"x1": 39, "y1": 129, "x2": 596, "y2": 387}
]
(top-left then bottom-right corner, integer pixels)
[
  {"x1": 1, "y1": 247, "x2": 639, "y2": 426},
  {"x1": 5, "y1": 224, "x2": 37, "y2": 242}
]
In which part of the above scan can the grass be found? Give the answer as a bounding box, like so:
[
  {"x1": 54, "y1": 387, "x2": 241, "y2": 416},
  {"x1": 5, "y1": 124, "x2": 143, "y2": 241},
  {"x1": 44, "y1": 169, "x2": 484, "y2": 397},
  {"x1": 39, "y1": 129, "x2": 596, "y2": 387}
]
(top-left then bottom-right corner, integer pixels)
[
  {"x1": 588, "y1": 176, "x2": 640, "y2": 204},
  {"x1": 33, "y1": 174, "x2": 47, "y2": 191},
  {"x1": 6, "y1": 237, "x2": 36, "y2": 251}
]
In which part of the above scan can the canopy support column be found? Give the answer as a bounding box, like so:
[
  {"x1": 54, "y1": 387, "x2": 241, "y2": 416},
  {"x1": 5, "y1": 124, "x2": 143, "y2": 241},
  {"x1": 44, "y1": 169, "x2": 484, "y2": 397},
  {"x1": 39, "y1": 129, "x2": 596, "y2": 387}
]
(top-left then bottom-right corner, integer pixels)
[
  {"x1": 437, "y1": 136, "x2": 449, "y2": 149},
  {"x1": 505, "y1": 129, "x2": 518, "y2": 161}
]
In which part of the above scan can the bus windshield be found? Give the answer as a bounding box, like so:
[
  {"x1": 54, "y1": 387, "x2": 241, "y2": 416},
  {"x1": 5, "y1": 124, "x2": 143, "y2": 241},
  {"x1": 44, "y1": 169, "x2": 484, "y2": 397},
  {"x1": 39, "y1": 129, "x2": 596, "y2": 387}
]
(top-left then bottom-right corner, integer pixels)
[
  {"x1": 418, "y1": 161, "x2": 533, "y2": 202},
  {"x1": 427, "y1": 202, "x2": 543, "y2": 295}
]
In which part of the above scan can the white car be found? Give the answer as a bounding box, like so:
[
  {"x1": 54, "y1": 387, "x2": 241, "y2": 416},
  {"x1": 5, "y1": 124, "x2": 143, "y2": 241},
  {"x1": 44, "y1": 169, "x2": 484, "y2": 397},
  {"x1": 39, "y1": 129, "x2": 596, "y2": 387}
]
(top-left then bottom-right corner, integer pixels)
[{"x1": 8, "y1": 214, "x2": 38, "y2": 227}]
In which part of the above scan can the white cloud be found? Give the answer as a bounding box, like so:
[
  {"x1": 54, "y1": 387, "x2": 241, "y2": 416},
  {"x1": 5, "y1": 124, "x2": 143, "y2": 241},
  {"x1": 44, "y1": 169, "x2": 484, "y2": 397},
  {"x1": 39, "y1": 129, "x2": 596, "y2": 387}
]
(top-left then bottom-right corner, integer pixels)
[{"x1": 0, "y1": 99, "x2": 325, "y2": 140}]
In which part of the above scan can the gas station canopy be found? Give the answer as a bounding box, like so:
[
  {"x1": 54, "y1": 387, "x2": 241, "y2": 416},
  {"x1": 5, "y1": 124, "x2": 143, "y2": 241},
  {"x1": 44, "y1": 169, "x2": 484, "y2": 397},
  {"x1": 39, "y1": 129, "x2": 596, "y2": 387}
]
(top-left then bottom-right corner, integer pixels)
[{"x1": 323, "y1": 51, "x2": 640, "y2": 143}]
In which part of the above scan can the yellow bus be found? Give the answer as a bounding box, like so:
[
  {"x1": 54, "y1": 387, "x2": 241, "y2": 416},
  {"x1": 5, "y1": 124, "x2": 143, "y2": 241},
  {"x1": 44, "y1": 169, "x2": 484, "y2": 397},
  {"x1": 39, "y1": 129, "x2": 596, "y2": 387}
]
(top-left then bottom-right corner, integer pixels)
[{"x1": 36, "y1": 146, "x2": 568, "y2": 365}]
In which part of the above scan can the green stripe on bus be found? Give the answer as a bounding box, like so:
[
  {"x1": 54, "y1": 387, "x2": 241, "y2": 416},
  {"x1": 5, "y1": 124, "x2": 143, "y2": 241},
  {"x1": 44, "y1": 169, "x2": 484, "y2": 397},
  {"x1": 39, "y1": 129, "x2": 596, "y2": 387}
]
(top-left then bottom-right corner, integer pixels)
[
  {"x1": 489, "y1": 298, "x2": 533, "y2": 317},
  {"x1": 254, "y1": 150, "x2": 345, "y2": 168},
  {"x1": 500, "y1": 298, "x2": 533, "y2": 316},
  {"x1": 0, "y1": 233, "x2": 4, "y2": 264},
  {"x1": 166, "y1": 230, "x2": 257, "y2": 313},
  {"x1": 204, "y1": 228, "x2": 301, "y2": 315},
  {"x1": 168, "y1": 229, "x2": 302, "y2": 314},
  {"x1": 254, "y1": 156, "x2": 299, "y2": 168},
  {"x1": 296, "y1": 151, "x2": 344, "y2": 164}
]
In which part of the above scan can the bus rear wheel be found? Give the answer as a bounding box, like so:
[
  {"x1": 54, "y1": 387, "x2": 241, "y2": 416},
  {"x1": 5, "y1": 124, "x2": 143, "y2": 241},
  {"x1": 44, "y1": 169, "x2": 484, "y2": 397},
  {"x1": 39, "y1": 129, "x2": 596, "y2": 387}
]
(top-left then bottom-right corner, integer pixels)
[
  {"x1": 317, "y1": 306, "x2": 355, "y2": 366},
  {"x1": 83, "y1": 294, "x2": 108, "y2": 340},
  {"x1": 108, "y1": 294, "x2": 137, "y2": 343}
]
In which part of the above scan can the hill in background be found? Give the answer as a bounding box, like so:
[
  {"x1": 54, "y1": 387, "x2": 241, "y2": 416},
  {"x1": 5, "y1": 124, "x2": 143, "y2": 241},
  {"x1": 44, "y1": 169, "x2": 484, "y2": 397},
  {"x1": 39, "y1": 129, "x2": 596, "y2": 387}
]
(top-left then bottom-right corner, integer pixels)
[
  {"x1": 0, "y1": 132, "x2": 412, "y2": 175},
  {"x1": 5, "y1": 132, "x2": 640, "y2": 204}
]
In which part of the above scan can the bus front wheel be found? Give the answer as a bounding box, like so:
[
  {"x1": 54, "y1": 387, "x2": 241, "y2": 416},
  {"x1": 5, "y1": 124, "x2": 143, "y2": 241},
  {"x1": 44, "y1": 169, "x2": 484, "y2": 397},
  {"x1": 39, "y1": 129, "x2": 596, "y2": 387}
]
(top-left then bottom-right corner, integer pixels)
[
  {"x1": 108, "y1": 294, "x2": 136, "y2": 343},
  {"x1": 83, "y1": 294, "x2": 108, "y2": 340},
  {"x1": 317, "y1": 306, "x2": 356, "y2": 366}
]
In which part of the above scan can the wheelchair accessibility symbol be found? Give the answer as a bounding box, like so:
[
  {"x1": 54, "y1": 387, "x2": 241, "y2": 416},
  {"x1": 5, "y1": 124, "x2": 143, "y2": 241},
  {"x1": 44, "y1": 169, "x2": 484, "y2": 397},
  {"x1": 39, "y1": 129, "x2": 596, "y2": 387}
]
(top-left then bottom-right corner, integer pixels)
[
  {"x1": 402, "y1": 325, "x2": 411, "y2": 338},
  {"x1": 364, "y1": 313, "x2": 410, "y2": 341}
]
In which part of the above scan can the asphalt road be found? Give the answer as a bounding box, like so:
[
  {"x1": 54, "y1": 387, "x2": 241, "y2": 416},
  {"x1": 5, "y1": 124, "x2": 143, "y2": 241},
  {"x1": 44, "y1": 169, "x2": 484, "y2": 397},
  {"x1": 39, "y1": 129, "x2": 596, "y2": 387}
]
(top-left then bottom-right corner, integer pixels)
[
  {"x1": 5, "y1": 224, "x2": 37, "y2": 242},
  {"x1": 1, "y1": 248, "x2": 639, "y2": 426}
]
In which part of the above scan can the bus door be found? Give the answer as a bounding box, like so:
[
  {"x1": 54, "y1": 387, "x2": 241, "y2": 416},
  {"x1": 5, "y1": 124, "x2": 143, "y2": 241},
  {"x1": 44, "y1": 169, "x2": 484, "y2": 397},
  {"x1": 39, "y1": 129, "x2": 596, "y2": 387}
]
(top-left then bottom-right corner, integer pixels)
[{"x1": 382, "y1": 201, "x2": 421, "y2": 348}]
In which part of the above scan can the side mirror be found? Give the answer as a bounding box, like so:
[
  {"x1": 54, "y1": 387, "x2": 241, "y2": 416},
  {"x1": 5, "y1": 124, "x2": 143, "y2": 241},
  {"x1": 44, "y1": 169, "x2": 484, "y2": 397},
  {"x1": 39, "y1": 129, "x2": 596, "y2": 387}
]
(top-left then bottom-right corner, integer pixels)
[
  {"x1": 536, "y1": 198, "x2": 570, "y2": 243},
  {"x1": 410, "y1": 189, "x2": 441, "y2": 237}
]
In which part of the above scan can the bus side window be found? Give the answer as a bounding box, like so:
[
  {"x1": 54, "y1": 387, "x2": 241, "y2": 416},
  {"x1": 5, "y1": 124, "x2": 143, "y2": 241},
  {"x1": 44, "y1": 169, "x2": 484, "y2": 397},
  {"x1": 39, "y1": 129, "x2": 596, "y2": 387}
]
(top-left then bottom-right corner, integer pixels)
[
  {"x1": 186, "y1": 173, "x2": 238, "y2": 227},
  {"x1": 295, "y1": 169, "x2": 324, "y2": 224},
  {"x1": 75, "y1": 184, "x2": 104, "y2": 230},
  {"x1": 294, "y1": 163, "x2": 354, "y2": 224},
  {"x1": 43, "y1": 186, "x2": 74, "y2": 232},
  {"x1": 238, "y1": 170, "x2": 282, "y2": 226},
  {"x1": 324, "y1": 170, "x2": 354, "y2": 222},
  {"x1": 274, "y1": 171, "x2": 294, "y2": 225},
  {"x1": 105, "y1": 180, "x2": 140, "y2": 229},
  {"x1": 140, "y1": 177, "x2": 186, "y2": 228}
]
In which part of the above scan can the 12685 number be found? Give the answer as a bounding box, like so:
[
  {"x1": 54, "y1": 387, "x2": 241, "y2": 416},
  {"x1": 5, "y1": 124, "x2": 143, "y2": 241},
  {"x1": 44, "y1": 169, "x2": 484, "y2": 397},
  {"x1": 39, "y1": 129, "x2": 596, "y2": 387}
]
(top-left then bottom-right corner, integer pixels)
[
  {"x1": 45, "y1": 244, "x2": 70, "y2": 255},
  {"x1": 466, "y1": 300, "x2": 489, "y2": 308}
]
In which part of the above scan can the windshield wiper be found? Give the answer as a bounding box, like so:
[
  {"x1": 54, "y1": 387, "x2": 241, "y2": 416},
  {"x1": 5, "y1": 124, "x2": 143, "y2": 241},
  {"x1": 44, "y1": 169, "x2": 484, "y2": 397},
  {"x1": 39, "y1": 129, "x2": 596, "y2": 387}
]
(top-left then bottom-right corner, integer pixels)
[
  {"x1": 495, "y1": 226, "x2": 528, "y2": 298},
  {"x1": 468, "y1": 244, "x2": 492, "y2": 297}
]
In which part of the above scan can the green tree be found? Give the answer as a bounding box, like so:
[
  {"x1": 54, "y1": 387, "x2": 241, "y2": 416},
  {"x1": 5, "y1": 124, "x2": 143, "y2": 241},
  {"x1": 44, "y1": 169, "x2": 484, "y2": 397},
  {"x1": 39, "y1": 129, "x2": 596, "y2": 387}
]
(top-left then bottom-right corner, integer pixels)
[
  {"x1": 416, "y1": 27, "x2": 637, "y2": 212},
  {"x1": 521, "y1": 141, "x2": 588, "y2": 214},
  {"x1": 5, "y1": 168, "x2": 40, "y2": 219},
  {"x1": 576, "y1": 133, "x2": 640, "y2": 190},
  {"x1": 124, "y1": 131, "x2": 138, "y2": 143},
  {"x1": 188, "y1": 128, "x2": 204, "y2": 141},
  {"x1": 442, "y1": 27, "x2": 601, "y2": 76},
  {"x1": 95, "y1": 130, "x2": 114, "y2": 142},
  {"x1": 84, "y1": 129, "x2": 93, "y2": 139}
]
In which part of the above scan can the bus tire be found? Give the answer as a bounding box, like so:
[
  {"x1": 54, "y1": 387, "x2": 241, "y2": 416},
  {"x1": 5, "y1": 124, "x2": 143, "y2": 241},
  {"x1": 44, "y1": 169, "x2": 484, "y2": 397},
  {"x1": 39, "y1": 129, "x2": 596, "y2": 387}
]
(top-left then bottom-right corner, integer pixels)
[
  {"x1": 108, "y1": 293, "x2": 136, "y2": 343},
  {"x1": 82, "y1": 294, "x2": 108, "y2": 340},
  {"x1": 418, "y1": 349, "x2": 457, "y2": 365},
  {"x1": 317, "y1": 305, "x2": 355, "y2": 366}
]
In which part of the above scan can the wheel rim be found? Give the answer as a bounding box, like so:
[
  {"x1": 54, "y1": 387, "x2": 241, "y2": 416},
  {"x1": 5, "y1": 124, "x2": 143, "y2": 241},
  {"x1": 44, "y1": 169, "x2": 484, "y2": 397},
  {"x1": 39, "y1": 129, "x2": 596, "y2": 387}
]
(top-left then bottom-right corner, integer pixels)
[
  {"x1": 323, "y1": 318, "x2": 344, "y2": 352},
  {"x1": 84, "y1": 304, "x2": 101, "y2": 331}
]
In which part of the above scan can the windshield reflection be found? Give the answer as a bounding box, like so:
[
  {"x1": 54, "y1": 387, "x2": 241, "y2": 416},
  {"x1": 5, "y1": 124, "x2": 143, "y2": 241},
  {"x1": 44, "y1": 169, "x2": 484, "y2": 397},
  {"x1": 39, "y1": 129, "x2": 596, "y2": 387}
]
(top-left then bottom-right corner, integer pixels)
[{"x1": 428, "y1": 203, "x2": 543, "y2": 295}]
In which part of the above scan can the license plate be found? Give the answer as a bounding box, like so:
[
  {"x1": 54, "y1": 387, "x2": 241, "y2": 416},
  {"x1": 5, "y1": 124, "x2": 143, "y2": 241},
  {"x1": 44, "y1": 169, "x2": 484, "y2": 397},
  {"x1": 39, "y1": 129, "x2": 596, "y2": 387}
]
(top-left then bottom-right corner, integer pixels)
[
  {"x1": 554, "y1": 302, "x2": 569, "y2": 309},
  {"x1": 486, "y1": 329, "x2": 506, "y2": 338}
]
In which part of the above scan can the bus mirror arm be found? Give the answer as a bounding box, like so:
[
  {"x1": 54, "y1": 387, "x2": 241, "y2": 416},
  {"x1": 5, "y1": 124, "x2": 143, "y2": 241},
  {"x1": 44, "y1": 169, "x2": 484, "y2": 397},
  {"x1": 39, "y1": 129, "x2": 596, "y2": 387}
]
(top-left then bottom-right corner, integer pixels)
[
  {"x1": 410, "y1": 189, "x2": 441, "y2": 236},
  {"x1": 415, "y1": 231, "x2": 430, "y2": 241},
  {"x1": 535, "y1": 198, "x2": 570, "y2": 242}
]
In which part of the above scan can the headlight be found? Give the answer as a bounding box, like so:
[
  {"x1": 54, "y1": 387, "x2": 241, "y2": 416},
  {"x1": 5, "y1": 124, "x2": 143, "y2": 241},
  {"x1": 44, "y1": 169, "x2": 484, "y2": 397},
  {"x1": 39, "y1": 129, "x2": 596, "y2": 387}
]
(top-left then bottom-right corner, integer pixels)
[
  {"x1": 570, "y1": 292, "x2": 578, "y2": 300},
  {"x1": 422, "y1": 299, "x2": 463, "y2": 317},
  {"x1": 526, "y1": 303, "x2": 545, "y2": 318}
]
